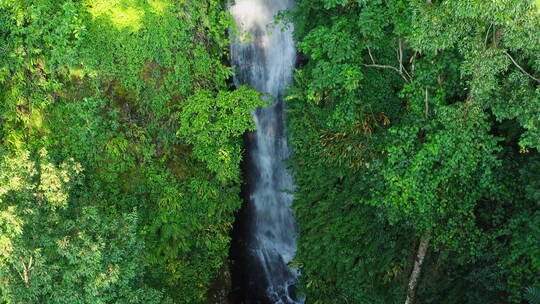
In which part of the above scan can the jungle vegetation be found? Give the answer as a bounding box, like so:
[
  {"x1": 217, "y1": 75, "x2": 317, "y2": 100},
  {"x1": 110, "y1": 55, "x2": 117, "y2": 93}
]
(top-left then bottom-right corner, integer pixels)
[
  {"x1": 287, "y1": 0, "x2": 540, "y2": 303},
  {"x1": 0, "y1": 0, "x2": 539, "y2": 303},
  {"x1": 0, "y1": 0, "x2": 262, "y2": 302}
]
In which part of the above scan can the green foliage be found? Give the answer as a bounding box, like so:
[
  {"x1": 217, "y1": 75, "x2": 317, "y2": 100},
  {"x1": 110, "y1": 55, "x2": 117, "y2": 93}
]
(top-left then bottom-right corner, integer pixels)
[
  {"x1": 0, "y1": 149, "x2": 166, "y2": 304},
  {"x1": 288, "y1": 0, "x2": 540, "y2": 303},
  {"x1": 0, "y1": 0, "x2": 260, "y2": 303},
  {"x1": 2, "y1": 0, "x2": 539, "y2": 303},
  {"x1": 177, "y1": 87, "x2": 263, "y2": 183}
]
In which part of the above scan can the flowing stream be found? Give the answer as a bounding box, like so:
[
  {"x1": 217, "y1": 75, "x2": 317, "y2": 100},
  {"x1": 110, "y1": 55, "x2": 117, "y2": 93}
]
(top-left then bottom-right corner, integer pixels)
[{"x1": 229, "y1": 0, "x2": 302, "y2": 303}]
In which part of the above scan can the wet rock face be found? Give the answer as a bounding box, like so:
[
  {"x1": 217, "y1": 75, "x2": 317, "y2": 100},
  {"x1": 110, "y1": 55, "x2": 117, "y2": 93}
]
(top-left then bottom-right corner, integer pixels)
[{"x1": 206, "y1": 264, "x2": 232, "y2": 304}]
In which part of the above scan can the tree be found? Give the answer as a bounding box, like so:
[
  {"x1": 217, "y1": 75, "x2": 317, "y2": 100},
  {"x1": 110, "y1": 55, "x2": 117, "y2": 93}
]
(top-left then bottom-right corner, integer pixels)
[{"x1": 288, "y1": 0, "x2": 540, "y2": 303}]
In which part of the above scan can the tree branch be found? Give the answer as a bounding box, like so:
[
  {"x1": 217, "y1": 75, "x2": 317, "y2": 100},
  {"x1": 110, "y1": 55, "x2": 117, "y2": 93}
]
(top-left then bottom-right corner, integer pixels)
[
  {"x1": 398, "y1": 38, "x2": 404, "y2": 74},
  {"x1": 362, "y1": 40, "x2": 412, "y2": 84},
  {"x1": 360, "y1": 63, "x2": 411, "y2": 83},
  {"x1": 424, "y1": 88, "x2": 429, "y2": 119},
  {"x1": 503, "y1": 50, "x2": 540, "y2": 84},
  {"x1": 484, "y1": 23, "x2": 493, "y2": 47},
  {"x1": 367, "y1": 46, "x2": 376, "y2": 65},
  {"x1": 404, "y1": 232, "x2": 431, "y2": 304}
]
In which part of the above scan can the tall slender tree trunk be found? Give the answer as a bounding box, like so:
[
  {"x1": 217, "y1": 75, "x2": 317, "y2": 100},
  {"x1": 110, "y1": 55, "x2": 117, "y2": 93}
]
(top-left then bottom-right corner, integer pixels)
[{"x1": 404, "y1": 232, "x2": 431, "y2": 304}]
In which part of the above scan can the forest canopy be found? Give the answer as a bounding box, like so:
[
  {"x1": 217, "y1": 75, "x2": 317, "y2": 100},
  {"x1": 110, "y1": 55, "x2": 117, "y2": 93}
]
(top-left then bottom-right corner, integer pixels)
[
  {"x1": 1, "y1": 0, "x2": 539, "y2": 303},
  {"x1": 0, "y1": 0, "x2": 262, "y2": 302},
  {"x1": 287, "y1": 0, "x2": 540, "y2": 303}
]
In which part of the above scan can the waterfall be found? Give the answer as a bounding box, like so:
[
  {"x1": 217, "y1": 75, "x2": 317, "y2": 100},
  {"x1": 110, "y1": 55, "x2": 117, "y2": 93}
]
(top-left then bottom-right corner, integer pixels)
[{"x1": 229, "y1": 0, "x2": 302, "y2": 303}]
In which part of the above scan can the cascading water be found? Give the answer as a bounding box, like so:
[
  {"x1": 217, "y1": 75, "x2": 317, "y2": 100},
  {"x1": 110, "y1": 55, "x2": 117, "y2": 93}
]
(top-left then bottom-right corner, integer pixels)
[{"x1": 229, "y1": 0, "x2": 302, "y2": 303}]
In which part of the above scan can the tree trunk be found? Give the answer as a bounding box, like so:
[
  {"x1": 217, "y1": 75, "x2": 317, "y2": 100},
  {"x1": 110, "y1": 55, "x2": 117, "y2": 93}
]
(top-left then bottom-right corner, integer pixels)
[{"x1": 404, "y1": 232, "x2": 431, "y2": 304}]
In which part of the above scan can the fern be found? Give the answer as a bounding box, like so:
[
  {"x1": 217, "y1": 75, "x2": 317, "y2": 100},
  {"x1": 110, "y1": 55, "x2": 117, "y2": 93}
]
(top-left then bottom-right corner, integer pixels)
[{"x1": 526, "y1": 286, "x2": 540, "y2": 304}]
